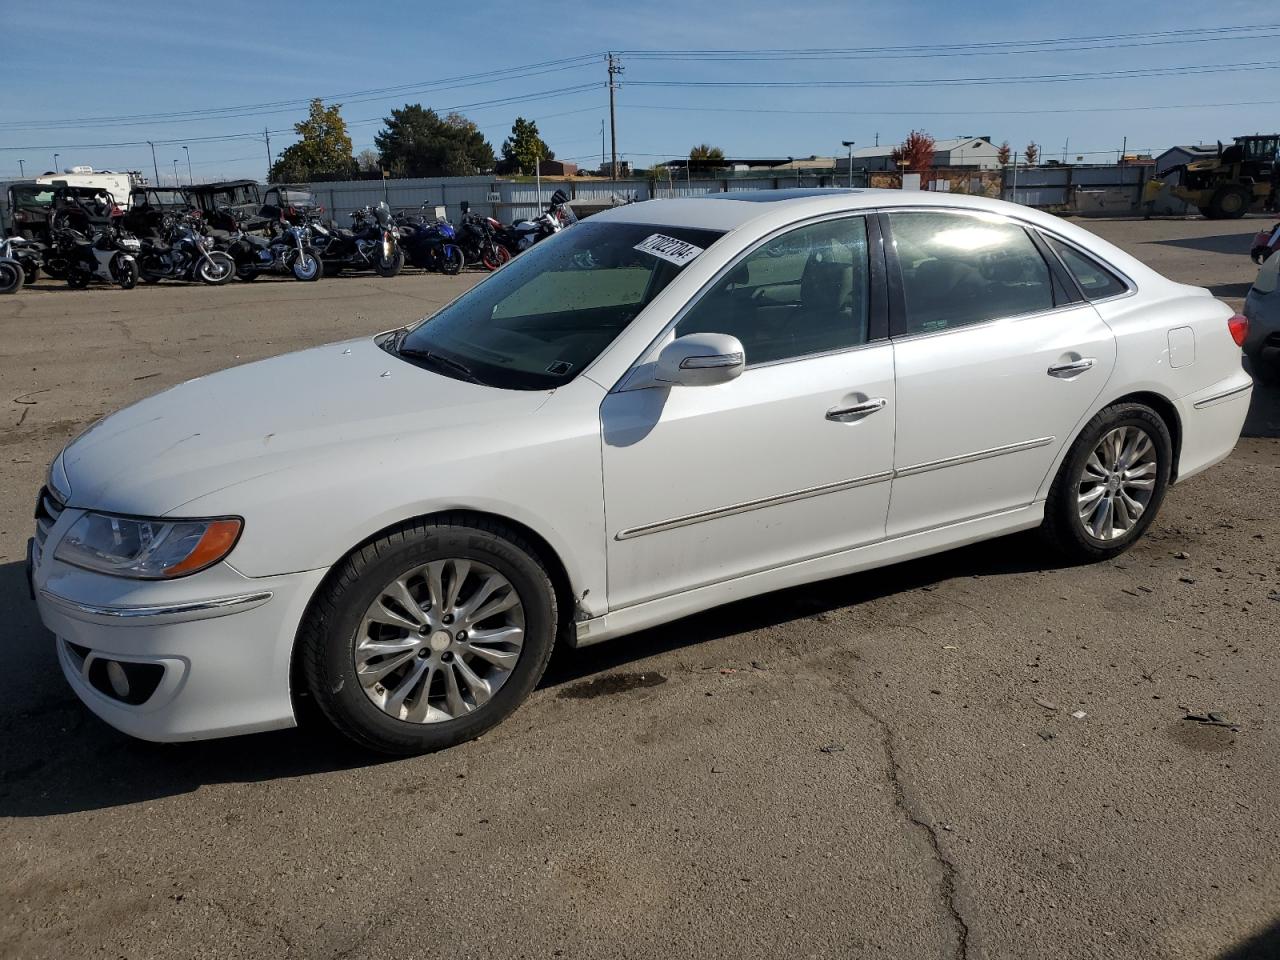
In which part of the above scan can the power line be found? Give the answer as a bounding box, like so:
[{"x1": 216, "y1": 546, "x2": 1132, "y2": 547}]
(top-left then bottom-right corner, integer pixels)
[
  {"x1": 626, "y1": 60, "x2": 1280, "y2": 89},
  {"x1": 623, "y1": 97, "x2": 1280, "y2": 117}
]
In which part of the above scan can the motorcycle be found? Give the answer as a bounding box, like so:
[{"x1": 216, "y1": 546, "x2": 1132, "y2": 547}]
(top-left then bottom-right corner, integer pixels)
[
  {"x1": 397, "y1": 206, "x2": 464, "y2": 275},
  {"x1": 225, "y1": 215, "x2": 323, "y2": 282},
  {"x1": 499, "y1": 189, "x2": 574, "y2": 254},
  {"x1": 311, "y1": 201, "x2": 404, "y2": 276},
  {"x1": 0, "y1": 235, "x2": 45, "y2": 290},
  {"x1": 138, "y1": 213, "x2": 235, "y2": 285},
  {"x1": 457, "y1": 209, "x2": 512, "y2": 271},
  {"x1": 55, "y1": 225, "x2": 141, "y2": 289},
  {"x1": 1251, "y1": 222, "x2": 1280, "y2": 263}
]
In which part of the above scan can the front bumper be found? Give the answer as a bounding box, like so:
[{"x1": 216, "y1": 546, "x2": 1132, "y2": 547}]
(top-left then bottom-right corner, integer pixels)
[{"x1": 31, "y1": 535, "x2": 327, "y2": 742}]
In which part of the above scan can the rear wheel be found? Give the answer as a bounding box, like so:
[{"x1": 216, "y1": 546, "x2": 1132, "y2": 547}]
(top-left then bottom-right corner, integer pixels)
[
  {"x1": 66, "y1": 267, "x2": 91, "y2": 289},
  {"x1": 1207, "y1": 185, "x2": 1251, "y2": 220},
  {"x1": 235, "y1": 262, "x2": 259, "y2": 281},
  {"x1": 300, "y1": 516, "x2": 558, "y2": 755},
  {"x1": 1041, "y1": 403, "x2": 1172, "y2": 562},
  {"x1": 481, "y1": 242, "x2": 511, "y2": 271},
  {"x1": 21, "y1": 259, "x2": 39, "y2": 285},
  {"x1": 0, "y1": 260, "x2": 23, "y2": 294}
]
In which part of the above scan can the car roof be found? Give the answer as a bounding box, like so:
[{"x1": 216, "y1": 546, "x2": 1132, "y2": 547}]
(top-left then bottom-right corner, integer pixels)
[{"x1": 592, "y1": 188, "x2": 1164, "y2": 288}]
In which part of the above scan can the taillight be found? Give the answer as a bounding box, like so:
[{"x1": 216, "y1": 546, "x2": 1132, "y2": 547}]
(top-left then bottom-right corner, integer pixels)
[{"x1": 1228, "y1": 314, "x2": 1248, "y2": 347}]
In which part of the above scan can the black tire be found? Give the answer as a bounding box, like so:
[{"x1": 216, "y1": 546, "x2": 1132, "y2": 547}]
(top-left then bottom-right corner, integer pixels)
[
  {"x1": 292, "y1": 252, "x2": 323, "y2": 281},
  {"x1": 43, "y1": 258, "x2": 67, "y2": 280},
  {"x1": 0, "y1": 260, "x2": 23, "y2": 294},
  {"x1": 1207, "y1": 185, "x2": 1251, "y2": 220},
  {"x1": 373, "y1": 248, "x2": 404, "y2": 278},
  {"x1": 235, "y1": 263, "x2": 259, "y2": 281},
  {"x1": 21, "y1": 260, "x2": 39, "y2": 285},
  {"x1": 66, "y1": 267, "x2": 91, "y2": 289},
  {"x1": 1041, "y1": 402, "x2": 1173, "y2": 562},
  {"x1": 300, "y1": 515, "x2": 559, "y2": 755},
  {"x1": 113, "y1": 257, "x2": 139, "y2": 290},
  {"x1": 442, "y1": 246, "x2": 464, "y2": 276}
]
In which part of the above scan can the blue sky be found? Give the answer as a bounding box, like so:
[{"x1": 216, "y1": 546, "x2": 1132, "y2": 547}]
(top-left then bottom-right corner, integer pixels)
[{"x1": 2, "y1": 0, "x2": 1277, "y2": 182}]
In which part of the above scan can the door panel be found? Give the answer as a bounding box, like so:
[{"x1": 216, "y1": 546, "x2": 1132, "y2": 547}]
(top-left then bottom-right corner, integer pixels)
[
  {"x1": 601, "y1": 346, "x2": 896, "y2": 609},
  {"x1": 888, "y1": 305, "x2": 1115, "y2": 535}
]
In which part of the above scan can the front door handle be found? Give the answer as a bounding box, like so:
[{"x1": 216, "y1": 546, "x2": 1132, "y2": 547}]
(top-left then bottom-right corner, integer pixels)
[
  {"x1": 1047, "y1": 358, "x2": 1095, "y2": 378},
  {"x1": 826, "y1": 397, "x2": 887, "y2": 422}
]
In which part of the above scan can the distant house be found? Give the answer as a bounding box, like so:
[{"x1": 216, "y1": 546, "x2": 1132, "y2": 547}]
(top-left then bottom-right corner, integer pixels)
[
  {"x1": 839, "y1": 136, "x2": 1001, "y2": 172},
  {"x1": 1154, "y1": 144, "x2": 1217, "y2": 175}
]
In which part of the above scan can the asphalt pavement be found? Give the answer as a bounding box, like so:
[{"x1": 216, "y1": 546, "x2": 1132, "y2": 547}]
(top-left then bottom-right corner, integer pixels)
[{"x1": 0, "y1": 216, "x2": 1277, "y2": 960}]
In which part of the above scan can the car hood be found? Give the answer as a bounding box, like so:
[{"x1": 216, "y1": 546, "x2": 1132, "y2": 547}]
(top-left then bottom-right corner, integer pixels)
[{"x1": 61, "y1": 336, "x2": 552, "y2": 516}]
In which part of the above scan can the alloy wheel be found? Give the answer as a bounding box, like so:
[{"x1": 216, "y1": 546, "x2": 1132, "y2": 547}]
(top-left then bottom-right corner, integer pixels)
[
  {"x1": 1076, "y1": 426, "x2": 1158, "y2": 541},
  {"x1": 354, "y1": 558, "x2": 525, "y2": 723}
]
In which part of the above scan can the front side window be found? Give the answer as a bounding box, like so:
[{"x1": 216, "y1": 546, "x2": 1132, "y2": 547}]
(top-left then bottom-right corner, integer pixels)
[
  {"x1": 395, "y1": 220, "x2": 723, "y2": 390},
  {"x1": 1045, "y1": 237, "x2": 1128, "y2": 300},
  {"x1": 675, "y1": 217, "x2": 870, "y2": 365},
  {"x1": 889, "y1": 211, "x2": 1055, "y2": 335}
]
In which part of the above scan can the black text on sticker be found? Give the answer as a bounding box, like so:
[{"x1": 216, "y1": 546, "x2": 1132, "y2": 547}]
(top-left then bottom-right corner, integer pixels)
[{"x1": 634, "y1": 234, "x2": 704, "y2": 266}]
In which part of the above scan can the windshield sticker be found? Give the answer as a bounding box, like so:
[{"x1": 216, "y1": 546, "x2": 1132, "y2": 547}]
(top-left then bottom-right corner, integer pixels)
[{"x1": 634, "y1": 233, "x2": 704, "y2": 267}]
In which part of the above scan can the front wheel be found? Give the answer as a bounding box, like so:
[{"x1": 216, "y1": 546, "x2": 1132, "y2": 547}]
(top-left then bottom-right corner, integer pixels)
[
  {"x1": 374, "y1": 248, "x2": 404, "y2": 278},
  {"x1": 292, "y1": 252, "x2": 323, "y2": 281},
  {"x1": 0, "y1": 259, "x2": 24, "y2": 294},
  {"x1": 196, "y1": 252, "x2": 235, "y2": 285},
  {"x1": 441, "y1": 246, "x2": 464, "y2": 276},
  {"x1": 481, "y1": 243, "x2": 511, "y2": 271},
  {"x1": 299, "y1": 516, "x2": 559, "y2": 755},
  {"x1": 112, "y1": 257, "x2": 139, "y2": 290},
  {"x1": 1041, "y1": 403, "x2": 1172, "y2": 562}
]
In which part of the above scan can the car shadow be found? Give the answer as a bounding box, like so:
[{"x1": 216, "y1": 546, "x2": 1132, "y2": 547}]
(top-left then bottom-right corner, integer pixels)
[
  {"x1": 0, "y1": 528, "x2": 1074, "y2": 818},
  {"x1": 1145, "y1": 233, "x2": 1260, "y2": 256},
  {"x1": 1216, "y1": 917, "x2": 1280, "y2": 960},
  {"x1": 1207, "y1": 281, "x2": 1254, "y2": 300}
]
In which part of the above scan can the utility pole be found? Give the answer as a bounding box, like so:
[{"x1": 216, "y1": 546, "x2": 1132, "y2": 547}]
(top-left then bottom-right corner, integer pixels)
[
  {"x1": 1062, "y1": 138, "x2": 1069, "y2": 165},
  {"x1": 600, "y1": 119, "x2": 605, "y2": 173},
  {"x1": 172, "y1": 159, "x2": 179, "y2": 186},
  {"x1": 842, "y1": 140, "x2": 856, "y2": 188},
  {"x1": 264, "y1": 126, "x2": 274, "y2": 175},
  {"x1": 1119, "y1": 136, "x2": 1127, "y2": 166},
  {"x1": 874, "y1": 132, "x2": 880, "y2": 147},
  {"x1": 607, "y1": 53, "x2": 623, "y2": 183},
  {"x1": 53, "y1": 153, "x2": 60, "y2": 173},
  {"x1": 147, "y1": 141, "x2": 160, "y2": 186},
  {"x1": 17, "y1": 159, "x2": 24, "y2": 177},
  {"x1": 183, "y1": 145, "x2": 192, "y2": 185}
]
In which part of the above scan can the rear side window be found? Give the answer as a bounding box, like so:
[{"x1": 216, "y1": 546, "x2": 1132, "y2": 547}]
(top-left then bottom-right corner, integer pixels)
[
  {"x1": 888, "y1": 211, "x2": 1055, "y2": 335},
  {"x1": 1046, "y1": 237, "x2": 1128, "y2": 300}
]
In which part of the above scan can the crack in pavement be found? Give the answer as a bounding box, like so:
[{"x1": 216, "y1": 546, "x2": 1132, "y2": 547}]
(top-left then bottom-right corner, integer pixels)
[{"x1": 847, "y1": 693, "x2": 971, "y2": 960}]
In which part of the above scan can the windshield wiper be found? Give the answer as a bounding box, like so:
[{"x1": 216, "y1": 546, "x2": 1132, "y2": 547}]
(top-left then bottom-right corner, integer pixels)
[{"x1": 395, "y1": 343, "x2": 484, "y2": 384}]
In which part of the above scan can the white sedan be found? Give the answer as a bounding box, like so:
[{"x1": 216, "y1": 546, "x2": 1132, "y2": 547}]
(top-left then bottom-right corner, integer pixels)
[{"x1": 29, "y1": 189, "x2": 1253, "y2": 754}]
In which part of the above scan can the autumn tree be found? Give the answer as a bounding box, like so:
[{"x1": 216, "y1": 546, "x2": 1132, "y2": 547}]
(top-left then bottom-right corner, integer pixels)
[
  {"x1": 688, "y1": 143, "x2": 726, "y2": 172},
  {"x1": 374, "y1": 105, "x2": 495, "y2": 177},
  {"x1": 1024, "y1": 141, "x2": 1040, "y2": 165},
  {"x1": 890, "y1": 130, "x2": 936, "y2": 173},
  {"x1": 269, "y1": 99, "x2": 356, "y2": 182},
  {"x1": 997, "y1": 141, "x2": 1012, "y2": 165},
  {"x1": 498, "y1": 117, "x2": 554, "y2": 175}
]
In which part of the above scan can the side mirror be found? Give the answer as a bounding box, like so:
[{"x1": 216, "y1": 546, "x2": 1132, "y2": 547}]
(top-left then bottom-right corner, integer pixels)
[{"x1": 654, "y1": 333, "x2": 745, "y2": 387}]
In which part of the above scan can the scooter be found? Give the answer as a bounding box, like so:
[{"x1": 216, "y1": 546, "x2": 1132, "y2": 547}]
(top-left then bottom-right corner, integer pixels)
[{"x1": 56, "y1": 226, "x2": 141, "y2": 289}]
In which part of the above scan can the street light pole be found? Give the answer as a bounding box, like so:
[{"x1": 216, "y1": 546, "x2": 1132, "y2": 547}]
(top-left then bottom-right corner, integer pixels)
[
  {"x1": 173, "y1": 159, "x2": 179, "y2": 186},
  {"x1": 147, "y1": 141, "x2": 160, "y2": 186},
  {"x1": 53, "y1": 153, "x2": 60, "y2": 173},
  {"x1": 17, "y1": 159, "x2": 24, "y2": 177},
  {"x1": 183, "y1": 146, "x2": 192, "y2": 185},
  {"x1": 841, "y1": 140, "x2": 856, "y2": 188}
]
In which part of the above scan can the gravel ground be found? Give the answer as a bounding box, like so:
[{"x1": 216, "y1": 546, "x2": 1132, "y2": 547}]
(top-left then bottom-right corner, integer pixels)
[{"x1": 0, "y1": 215, "x2": 1277, "y2": 960}]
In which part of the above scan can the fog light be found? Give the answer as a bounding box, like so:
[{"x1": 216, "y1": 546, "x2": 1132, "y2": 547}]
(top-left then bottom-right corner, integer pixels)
[{"x1": 106, "y1": 660, "x2": 131, "y2": 698}]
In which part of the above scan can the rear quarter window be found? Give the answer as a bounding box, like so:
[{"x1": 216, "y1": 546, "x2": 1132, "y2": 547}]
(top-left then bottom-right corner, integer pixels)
[{"x1": 1046, "y1": 237, "x2": 1129, "y2": 300}]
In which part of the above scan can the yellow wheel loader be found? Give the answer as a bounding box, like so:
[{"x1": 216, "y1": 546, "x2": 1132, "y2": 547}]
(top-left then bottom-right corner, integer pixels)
[{"x1": 1144, "y1": 135, "x2": 1279, "y2": 219}]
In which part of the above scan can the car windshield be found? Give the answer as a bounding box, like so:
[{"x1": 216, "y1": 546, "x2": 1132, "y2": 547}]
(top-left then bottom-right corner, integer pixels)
[{"x1": 393, "y1": 220, "x2": 724, "y2": 390}]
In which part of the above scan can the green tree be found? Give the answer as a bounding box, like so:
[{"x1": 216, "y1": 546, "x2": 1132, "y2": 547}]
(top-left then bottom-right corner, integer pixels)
[
  {"x1": 688, "y1": 143, "x2": 725, "y2": 172},
  {"x1": 269, "y1": 99, "x2": 356, "y2": 182},
  {"x1": 499, "y1": 117, "x2": 554, "y2": 175},
  {"x1": 374, "y1": 105, "x2": 495, "y2": 177}
]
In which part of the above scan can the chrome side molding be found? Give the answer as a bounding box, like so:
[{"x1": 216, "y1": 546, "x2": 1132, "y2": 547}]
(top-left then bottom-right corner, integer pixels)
[
  {"x1": 895, "y1": 436, "x2": 1055, "y2": 478},
  {"x1": 1192, "y1": 383, "x2": 1252, "y2": 409},
  {"x1": 39, "y1": 589, "x2": 274, "y2": 622}
]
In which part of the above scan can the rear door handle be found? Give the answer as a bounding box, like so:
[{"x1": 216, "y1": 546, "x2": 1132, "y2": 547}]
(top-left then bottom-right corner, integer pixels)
[
  {"x1": 1047, "y1": 358, "x2": 1095, "y2": 378},
  {"x1": 826, "y1": 397, "x2": 887, "y2": 422}
]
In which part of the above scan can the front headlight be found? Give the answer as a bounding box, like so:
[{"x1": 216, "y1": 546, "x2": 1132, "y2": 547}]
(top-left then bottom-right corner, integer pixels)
[{"x1": 54, "y1": 512, "x2": 242, "y2": 579}]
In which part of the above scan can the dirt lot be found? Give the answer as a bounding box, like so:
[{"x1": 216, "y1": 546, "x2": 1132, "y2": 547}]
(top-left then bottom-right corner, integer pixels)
[{"x1": 1, "y1": 216, "x2": 1277, "y2": 960}]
